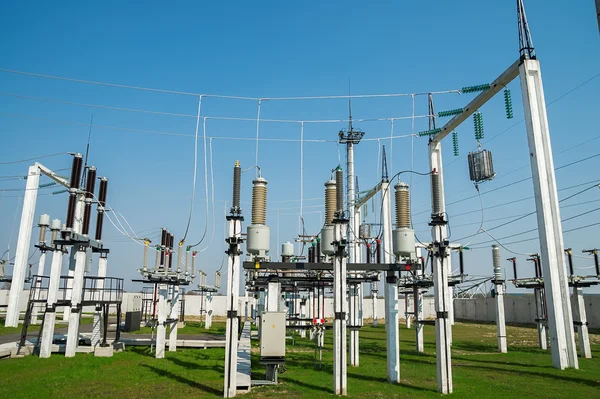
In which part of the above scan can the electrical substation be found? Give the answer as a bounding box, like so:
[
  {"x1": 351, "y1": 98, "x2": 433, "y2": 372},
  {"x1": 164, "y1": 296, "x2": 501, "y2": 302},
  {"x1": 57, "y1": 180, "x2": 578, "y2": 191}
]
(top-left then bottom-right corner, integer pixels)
[{"x1": 1, "y1": 2, "x2": 600, "y2": 398}]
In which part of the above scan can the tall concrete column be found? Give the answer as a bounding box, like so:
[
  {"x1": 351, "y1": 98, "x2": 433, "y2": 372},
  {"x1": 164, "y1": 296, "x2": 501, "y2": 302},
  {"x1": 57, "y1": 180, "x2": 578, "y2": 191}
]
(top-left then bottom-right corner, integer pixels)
[
  {"x1": 6, "y1": 165, "x2": 40, "y2": 327},
  {"x1": 520, "y1": 58, "x2": 578, "y2": 370},
  {"x1": 168, "y1": 286, "x2": 180, "y2": 351},
  {"x1": 91, "y1": 256, "x2": 108, "y2": 347},
  {"x1": 155, "y1": 284, "x2": 168, "y2": 359},
  {"x1": 31, "y1": 250, "x2": 48, "y2": 324},
  {"x1": 495, "y1": 284, "x2": 507, "y2": 353},
  {"x1": 382, "y1": 181, "x2": 399, "y2": 384},
  {"x1": 39, "y1": 247, "x2": 63, "y2": 358},
  {"x1": 572, "y1": 287, "x2": 591, "y2": 358}
]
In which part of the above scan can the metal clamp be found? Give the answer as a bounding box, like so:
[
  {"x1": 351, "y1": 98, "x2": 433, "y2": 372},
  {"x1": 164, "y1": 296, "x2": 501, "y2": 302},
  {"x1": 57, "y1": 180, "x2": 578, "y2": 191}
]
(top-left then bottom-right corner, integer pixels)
[
  {"x1": 334, "y1": 312, "x2": 346, "y2": 320},
  {"x1": 436, "y1": 311, "x2": 448, "y2": 319},
  {"x1": 227, "y1": 310, "x2": 238, "y2": 318}
]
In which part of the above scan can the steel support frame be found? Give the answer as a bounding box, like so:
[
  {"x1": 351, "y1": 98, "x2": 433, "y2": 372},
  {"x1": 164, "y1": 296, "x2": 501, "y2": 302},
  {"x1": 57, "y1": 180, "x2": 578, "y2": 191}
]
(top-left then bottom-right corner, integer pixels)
[{"x1": 520, "y1": 59, "x2": 578, "y2": 369}]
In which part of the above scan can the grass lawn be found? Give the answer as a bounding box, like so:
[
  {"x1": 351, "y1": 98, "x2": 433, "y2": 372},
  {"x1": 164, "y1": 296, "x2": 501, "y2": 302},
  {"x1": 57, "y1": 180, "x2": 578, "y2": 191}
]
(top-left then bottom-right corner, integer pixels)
[
  {"x1": 127, "y1": 320, "x2": 226, "y2": 336},
  {"x1": 0, "y1": 321, "x2": 598, "y2": 398},
  {"x1": 0, "y1": 316, "x2": 93, "y2": 336}
]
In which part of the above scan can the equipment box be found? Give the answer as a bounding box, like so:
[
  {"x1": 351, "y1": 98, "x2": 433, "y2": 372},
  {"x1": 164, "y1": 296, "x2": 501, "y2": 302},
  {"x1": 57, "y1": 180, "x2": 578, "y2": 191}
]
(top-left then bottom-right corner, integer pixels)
[{"x1": 260, "y1": 311, "x2": 286, "y2": 358}]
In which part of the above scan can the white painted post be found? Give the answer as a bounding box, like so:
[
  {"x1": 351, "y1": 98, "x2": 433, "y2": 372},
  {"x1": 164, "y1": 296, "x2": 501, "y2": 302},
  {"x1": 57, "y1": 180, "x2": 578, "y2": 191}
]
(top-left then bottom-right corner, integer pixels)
[
  {"x1": 6, "y1": 165, "x2": 40, "y2": 327},
  {"x1": 64, "y1": 245, "x2": 90, "y2": 357},
  {"x1": 519, "y1": 58, "x2": 578, "y2": 370},
  {"x1": 382, "y1": 181, "x2": 400, "y2": 384},
  {"x1": 300, "y1": 298, "x2": 307, "y2": 338},
  {"x1": 223, "y1": 217, "x2": 242, "y2": 398},
  {"x1": 267, "y1": 282, "x2": 280, "y2": 312},
  {"x1": 372, "y1": 281, "x2": 378, "y2": 327},
  {"x1": 39, "y1": 246, "x2": 63, "y2": 358},
  {"x1": 573, "y1": 287, "x2": 591, "y2": 358},
  {"x1": 318, "y1": 284, "x2": 325, "y2": 348},
  {"x1": 205, "y1": 292, "x2": 213, "y2": 329},
  {"x1": 429, "y1": 141, "x2": 453, "y2": 394},
  {"x1": 156, "y1": 284, "x2": 168, "y2": 358},
  {"x1": 169, "y1": 286, "x2": 180, "y2": 351},
  {"x1": 415, "y1": 248, "x2": 424, "y2": 353},
  {"x1": 91, "y1": 256, "x2": 107, "y2": 347},
  {"x1": 333, "y1": 221, "x2": 348, "y2": 395},
  {"x1": 495, "y1": 283, "x2": 508, "y2": 353},
  {"x1": 405, "y1": 294, "x2": 412, "y2": 328},
  {"x1": 535, "y1": 287, "x2": 548, "y2": 350}
]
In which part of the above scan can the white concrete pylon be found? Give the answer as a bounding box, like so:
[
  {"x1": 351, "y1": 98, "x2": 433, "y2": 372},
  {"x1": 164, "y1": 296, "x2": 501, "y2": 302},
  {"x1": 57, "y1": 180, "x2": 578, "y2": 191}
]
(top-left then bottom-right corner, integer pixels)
[
  {"x1": 415, "y1": 248, "x2": 424, "y2": 353},
  {"x1": 495, "y1": 283, "x2": 508, "y2": 353},
  {"x1": 64, "y1": 244, "x2": 90, "y2": 357},
  {"x1": 169, "y1": 286, "x2": 181, "y2": 352},
  {"x1": 519, "y1": 58, "x2": 578, "y2": 370},
  {"x1": 205, "y1": 292, "x2": 213, "y2": 329},
  {"x1": 372, "y1": 281, "x2": 378, "y2": 327},
  {"x1": 223, "y1": 217, "x2": 242, "y2": 398},
  {"x1": 405, "y1": 294, "x2": 412, "y2": 328},
  {"x1": 91, "y1": 256, "x2": 108, "y2": 347},
  {"x1": 429, "y1": 140, "x2": 453, "y2": 394},
  {"x1": 332, "y1": 221, "x2": 348, "y2": 396},
  {"x1": 534, "y1": 287, "x2": 548, "y2": 350},
  {"x1": 39, "y1": 247, "x2": 63, "y2": 358},
  {"x1": 300, "y1": 298, "x2": 307, "y2": 338},
  {"x1": 156, "y1": 284, "x2": 168, "y2": 358},
  {"x1": 5, "y1": 165, "x2": 40, "y2": 327},
  {"x1": 382, "y1": 181, "x2": 400, "y2": 384},
  {"x1": 572, "y1": 287, "x2": 591, "y2": 358}
]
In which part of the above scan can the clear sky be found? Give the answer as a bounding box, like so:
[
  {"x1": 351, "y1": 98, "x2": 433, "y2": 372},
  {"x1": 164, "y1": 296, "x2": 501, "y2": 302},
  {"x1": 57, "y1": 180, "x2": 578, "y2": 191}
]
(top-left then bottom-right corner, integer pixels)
[{"x1": 0, "y1": 1, "x2": 599, "y2": 294}]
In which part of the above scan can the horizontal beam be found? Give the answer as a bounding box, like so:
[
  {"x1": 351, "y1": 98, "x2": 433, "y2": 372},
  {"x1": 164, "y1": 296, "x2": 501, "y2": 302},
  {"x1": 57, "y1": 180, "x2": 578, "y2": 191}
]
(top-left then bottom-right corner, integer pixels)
[
  {"x1": 36, "y1": 162, "x2": 70, "y2": 188},
  {"x1": 431, "y1": 59, "x2": 521, "y2": 144},
  {"x1": 355, "y1": 182, "x2": 382, "y2": 209},
  {"x1": 243, "y1": 261, "x2": 404, "y2": 272}
]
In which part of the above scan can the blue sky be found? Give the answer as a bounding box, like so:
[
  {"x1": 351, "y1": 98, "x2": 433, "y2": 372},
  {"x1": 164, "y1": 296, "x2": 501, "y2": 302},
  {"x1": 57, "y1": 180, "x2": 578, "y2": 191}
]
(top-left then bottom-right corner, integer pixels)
[{"x1": 0, "y1": 1, "x2": 599, "y2": 293}]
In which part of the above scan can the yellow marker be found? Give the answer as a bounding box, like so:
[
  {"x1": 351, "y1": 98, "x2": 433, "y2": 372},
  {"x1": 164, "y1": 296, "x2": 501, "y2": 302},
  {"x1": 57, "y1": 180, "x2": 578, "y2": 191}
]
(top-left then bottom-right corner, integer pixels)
[{"x1": 255, "y1": 261, "x2": 260, "y2": 269}]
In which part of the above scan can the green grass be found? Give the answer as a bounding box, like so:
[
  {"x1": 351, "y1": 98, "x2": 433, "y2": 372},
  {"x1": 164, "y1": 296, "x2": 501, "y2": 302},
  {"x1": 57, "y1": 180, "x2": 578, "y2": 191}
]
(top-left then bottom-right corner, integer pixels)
[
  {"x1": 127, "y1": 321, "x2": 226, "y2": 336},
  {"x1": 0, "y1": 316, "x2": 93, "y2": 336},
  {"x1": 0, "y1": 322, "x2": 598, "y2": 398}
]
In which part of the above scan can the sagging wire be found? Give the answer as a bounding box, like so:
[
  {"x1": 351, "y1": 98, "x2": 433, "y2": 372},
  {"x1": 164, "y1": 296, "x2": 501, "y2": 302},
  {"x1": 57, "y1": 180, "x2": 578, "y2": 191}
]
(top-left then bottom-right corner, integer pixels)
[
  {"x1": 189, "y1": 116, "x2": 211, "y2": 249},
  {"x1": 181, "y1": 95, "x2": 203, "y2": 243},
  {"x1": 198, "y1": 138, "x2": 216, "y2": 253}
]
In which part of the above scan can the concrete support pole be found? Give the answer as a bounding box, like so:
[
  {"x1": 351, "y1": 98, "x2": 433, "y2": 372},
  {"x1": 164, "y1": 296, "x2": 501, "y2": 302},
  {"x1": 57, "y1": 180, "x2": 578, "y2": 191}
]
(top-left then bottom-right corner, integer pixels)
[
  {"x1": 267, "y1": 282, "x2": 280, "y2": 312},
  {"x1": 520, "y1": 59, "x2": 578, "y2": 370},
  {"x1": 31, "y1": 250, "x2": 48, "y2": 324},
  {"x1": 495, "y1": 283, "x2": 507, "y2": 353},
  {"x1": 169, "y1": 286, "x2": 180, "y2": 351},
  {"x1": 382, "y1": 181, "x2": 400, "y2": 384},
  {"x1": 349, "y1": 283, "x2": 359, "y2": 367},
  {"x1": 318, "y1": 285, "x2": 325, "y2": 347},
  {"x1": 156, "y1": 284, "x2": 168, "y2": 358},
  {"x1": 308, "y1": 291, "x2": 315, "y2": 340},
  {"x1": 372, "y1": 282, "x2": 378, "y2": 327},
  {"x1": 415, "y1": 248, "x2": 424, "y2": 353},
  {"x1": 91, "y1": 256, "x2": 107, "y2": 347},
  {"x1": 405, "y1": 294, "x2": 412, "y2": 328},
  {"x1": 5, "y1": 165, "x2": 40, "y2": 327},
  {"x1": 347, "y1": 142, "x2": 356, "y2": 266},
  {"x1": 64, "y1": 245, "x2": 90, "y2": 357},
  {"x1": 39, "y1": 248, "x2": 63, "y2": 358},
  {"x1": 333, "y1": 221, "x2": 348, "y2": 396},
  {"x1": 535, "y1": 287, "x2": 548, "y2": 350},
  {"x1": 224, "y1": 217, "x2": 242, "y2": 398},
  {"x1": 300, "y1": 299, "x2": 307, "y2": 338},
  {"x1": 573, "y1": 287, "x2": 591, "y2": 358},
  {"x1": 429, "y1": 141, "x2": 452, "y2": 394},
  {"x1": 205, "y1": 292, "x2": 213, "y2": 329}
]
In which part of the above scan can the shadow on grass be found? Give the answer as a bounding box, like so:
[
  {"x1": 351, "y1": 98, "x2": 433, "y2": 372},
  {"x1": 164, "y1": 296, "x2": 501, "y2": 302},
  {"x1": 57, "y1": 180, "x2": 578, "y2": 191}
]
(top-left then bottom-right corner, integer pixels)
[
  {"x1": 452, "y1": 355, "x2": 554, "y2": 369},
  {"x1": 454, "y1": 363, "x2": 600, "y2": 388},
  {"x1": 347, "y1": 372, "x2": 438, "y2": 393},
  {"x1": 165, "y1": 355, "x2": 224, "y2": 373},
  {"x1": 281, "y1": 376, "x2": 331, "y2": 393},
  {"x1": 141, "y1": 364, "x2": 222, "y2": 395}
]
